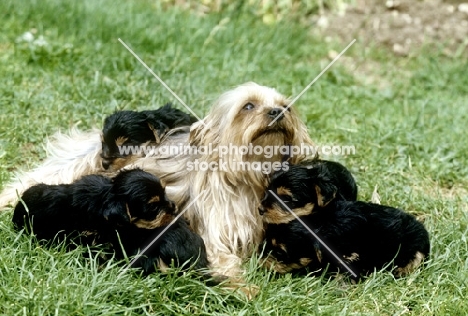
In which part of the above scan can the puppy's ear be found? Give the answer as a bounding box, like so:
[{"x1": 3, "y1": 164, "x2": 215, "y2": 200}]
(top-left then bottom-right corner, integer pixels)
[
  {"x1": 102, "y1": 201, "x2": 131, "y2": 226},
  {"x1": 147, "y1": 123, "x2": 161, "y2": 144},
  {"x1": 314, "y1": 182, "x2": 337, "y2": 207}
]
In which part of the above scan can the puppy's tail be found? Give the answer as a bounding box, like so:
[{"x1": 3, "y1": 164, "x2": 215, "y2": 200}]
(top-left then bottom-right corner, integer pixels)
[{"x1": 0, "y1": 128, "x2": 103, "y2": 210}]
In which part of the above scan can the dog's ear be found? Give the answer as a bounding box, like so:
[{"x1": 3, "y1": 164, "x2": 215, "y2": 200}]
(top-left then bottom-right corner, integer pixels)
[
  {"x1": 314, "y1": 181, "x2": 337, "y2": 208},
  {"x1": 147, "y1": 123, "x2": 161, "y2": 144},
  {"x1": 102, "y1": 201, "x2": 131, "y2": 226},
  {"x1": 306, "y1": 164, "x2": 337, "y2": 207}
]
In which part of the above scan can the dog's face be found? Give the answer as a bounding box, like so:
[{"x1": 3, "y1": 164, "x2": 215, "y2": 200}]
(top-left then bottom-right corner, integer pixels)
[
  {"x1": 101, "y1": 111, "x2": 157, "y2": 171},
  {"x1": 107, "y1": 168, "x2": 176, "y2": 229},
  {"x1": 259, "y1": 164, "x2": 338, "y2": 224},
  {"x1": 261, "y1": 221, "x2": 321, "y2": 274},
  {"x1": 190, "y1": 82, "x2": 312, "y2": 164}
]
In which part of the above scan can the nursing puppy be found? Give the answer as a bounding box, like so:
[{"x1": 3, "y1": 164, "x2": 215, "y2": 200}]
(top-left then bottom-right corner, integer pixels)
[
  {"x1": 1, "y1": 82, "x2": 315, "y2": 280},
  {"x1": 12, "y1": 169, "x2": 210, "y2": 274},
  {"x1": 260, "y1": 160, "x2": 430, "y2": 279},
  {"x1": 259, "y1": 158, "x2": 357, "y2": 224},
  {"x1": 101, "y1": 103, "x2": 196, "y2": 171}
]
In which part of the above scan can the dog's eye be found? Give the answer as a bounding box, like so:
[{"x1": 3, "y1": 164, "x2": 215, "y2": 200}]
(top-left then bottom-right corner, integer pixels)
[
  {"x1": 282, "y1": 105, "x2": 291, "y2": 112},
  {"x1": 243, "y1": 103, "x2": 255, "y2": 110},
  {"x1": 278, "y1": 194, "x2": 298, "y2": 206}
]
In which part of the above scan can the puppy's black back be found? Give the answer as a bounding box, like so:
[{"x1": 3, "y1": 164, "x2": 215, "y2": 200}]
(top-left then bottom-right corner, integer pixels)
[
  {"x1": 142, "y1": 103, "x2": 197, "y2": 131},
  {"x1": 71, "y1": 175, "x2": 113, "y2": 220},
  {"x1": 101, "y1": 104, "x2": 197, "y2": 170},
  {"x1": 336, "y1": 201, "x2": 430, "y2": 273},
  {"x1": 122, "y1": 219, "x2": 209, "y2": 274},
  {"x1": 12, "y1": 175, "x2": 112, "y2": 240},
  {"x1": 102, "y1": 103, "x2": 196, "y2": 148},
  {"x1": 157, "y1": 219, "x2": 209, "y2": 271},
  {"x1": 13, "y1": 183, "x2": 74, "y2": 240}
]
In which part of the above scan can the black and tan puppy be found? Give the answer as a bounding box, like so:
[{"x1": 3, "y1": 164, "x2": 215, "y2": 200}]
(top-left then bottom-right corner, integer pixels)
[
  {"x1": 260, "y1": 159, "x2": 358, "y2": 225},
  {"x1": 260, "y1": 160, "x2": 430, "y2": 279},
  {"x1": 12, "y1": 168, "x2": 210, "y2": 275},
  {"x1": 101, "y1": 103, "x2": 197, "y2": 170}
]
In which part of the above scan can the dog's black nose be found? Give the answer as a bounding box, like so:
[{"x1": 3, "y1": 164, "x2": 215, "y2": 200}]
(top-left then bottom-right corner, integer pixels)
[
  {"x1": 102, "y1": 159, "x2": 111, "y2": 170},
  {"x1": 268, "y1": 108, "x2": 284, "y2": 120},
  {"x1": 258, "y1": 206, "x2": 266, "y2": 215}
]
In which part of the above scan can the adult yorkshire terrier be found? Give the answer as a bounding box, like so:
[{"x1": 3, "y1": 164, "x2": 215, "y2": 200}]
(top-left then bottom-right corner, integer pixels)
[
  {"x1": 12, "y1": 168, "x2": 212, "y2": 275},
  {"x1": 260, "y1": 160, "x2": 430, "y2": 279},
  {"x1": 1, "y1": 82, "x2": 314, "y2": 279}
]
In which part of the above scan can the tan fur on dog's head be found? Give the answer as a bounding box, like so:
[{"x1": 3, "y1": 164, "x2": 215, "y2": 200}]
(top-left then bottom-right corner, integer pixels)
[
  {"x1": 191, "y1": 82, "x2": 311, "y2": 148},
  {"x1": 190, "y1": 82, "x2": 312, "y2": 173}
]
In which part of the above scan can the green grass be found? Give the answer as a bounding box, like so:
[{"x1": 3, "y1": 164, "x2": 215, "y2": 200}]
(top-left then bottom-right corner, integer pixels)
[{"x1": 1, "y1": 0, "x2": 468, "y2": 314}]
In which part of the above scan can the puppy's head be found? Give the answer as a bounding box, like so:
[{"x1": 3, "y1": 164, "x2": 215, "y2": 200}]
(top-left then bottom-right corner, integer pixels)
[
  {"x1": 259, "y1": 164, "x2": 338, "y2": 224},
  {"x1": 298, "y1": 159, "x2": 358, "y2": 201},
  {"x1": 106, "y1": 168, "x2": 176, "y2": 229},
  {"x1": 190, "y1": 82, "x2": 312, "y2": 163},
  {"x1": 101, "y1": 111, "x2": 156, "y2": 171}
]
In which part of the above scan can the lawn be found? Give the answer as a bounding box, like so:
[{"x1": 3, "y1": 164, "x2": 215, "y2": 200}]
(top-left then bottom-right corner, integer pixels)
[{"x1": 1, "y1": 0, "x2": 467, "y2": 315}]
